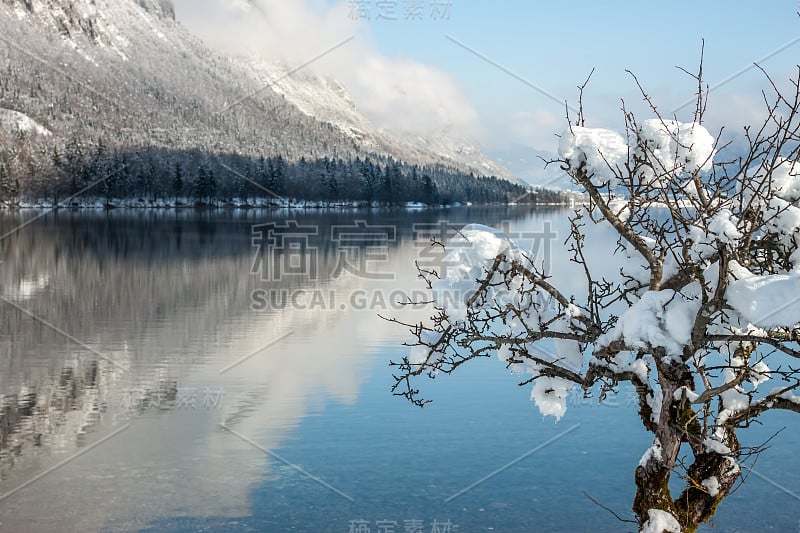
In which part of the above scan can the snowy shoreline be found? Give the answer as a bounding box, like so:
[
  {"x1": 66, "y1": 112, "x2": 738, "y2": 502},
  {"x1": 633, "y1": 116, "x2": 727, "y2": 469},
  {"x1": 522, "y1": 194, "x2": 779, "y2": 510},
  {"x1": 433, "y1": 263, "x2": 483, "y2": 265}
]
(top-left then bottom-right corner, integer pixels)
[{"x1": 3, "y1": 198, "x2": 577, "y2": 210}]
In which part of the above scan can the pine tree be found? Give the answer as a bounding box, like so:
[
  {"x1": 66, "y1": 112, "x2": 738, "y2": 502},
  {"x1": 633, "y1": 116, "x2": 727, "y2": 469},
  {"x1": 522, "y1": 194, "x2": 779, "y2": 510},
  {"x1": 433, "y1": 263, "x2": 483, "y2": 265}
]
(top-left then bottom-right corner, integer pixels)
[
  {"x1": 207, "y1": 167, "x2": 217, "y2": 201},
  {"x1": 422, "y1": 174, "x2": 437, "y2": 205},
  {"x1": 172, "y1": 161, "x2": 183, "y2": 205},
  {"x1": 193, "y1": 164, "x2": 210, "y2": 204},
  {"x1": 0, "y1": 161, "x2": 19, "y2": 205},
  {"x1": 272, "y1": 155, "x2": 285, "y2": 195}
]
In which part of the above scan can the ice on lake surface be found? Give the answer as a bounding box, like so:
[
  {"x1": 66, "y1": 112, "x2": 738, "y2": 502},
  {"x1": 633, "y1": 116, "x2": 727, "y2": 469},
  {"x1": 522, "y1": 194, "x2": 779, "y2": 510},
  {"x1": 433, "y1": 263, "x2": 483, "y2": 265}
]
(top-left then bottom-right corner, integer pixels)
[{"x1": 0, "y1": 207, "x2": 796, "y2": 532}]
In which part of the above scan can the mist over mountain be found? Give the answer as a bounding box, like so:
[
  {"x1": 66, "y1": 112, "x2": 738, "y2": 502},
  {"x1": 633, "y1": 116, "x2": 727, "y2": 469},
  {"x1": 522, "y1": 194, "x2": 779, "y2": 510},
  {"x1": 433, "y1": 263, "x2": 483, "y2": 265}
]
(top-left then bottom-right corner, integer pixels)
[{"x1": 489, "y1": 142, "x2": 578, "y2": 190}]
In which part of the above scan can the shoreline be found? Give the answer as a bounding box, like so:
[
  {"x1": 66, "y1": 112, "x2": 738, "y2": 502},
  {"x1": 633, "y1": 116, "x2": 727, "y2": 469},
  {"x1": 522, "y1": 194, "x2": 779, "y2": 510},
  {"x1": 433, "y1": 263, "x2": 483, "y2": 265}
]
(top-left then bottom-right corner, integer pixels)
[{"x1": 1, "y1": 200, "x2": 577, "y2": 210}]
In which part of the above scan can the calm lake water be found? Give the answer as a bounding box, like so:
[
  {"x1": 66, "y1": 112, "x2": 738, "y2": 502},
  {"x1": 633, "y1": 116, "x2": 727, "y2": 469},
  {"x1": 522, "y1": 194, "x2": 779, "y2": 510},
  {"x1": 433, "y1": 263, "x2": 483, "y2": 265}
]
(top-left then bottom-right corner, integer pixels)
[{"x1": 0, "y1": 207, "x2": 797, "y2": 533}]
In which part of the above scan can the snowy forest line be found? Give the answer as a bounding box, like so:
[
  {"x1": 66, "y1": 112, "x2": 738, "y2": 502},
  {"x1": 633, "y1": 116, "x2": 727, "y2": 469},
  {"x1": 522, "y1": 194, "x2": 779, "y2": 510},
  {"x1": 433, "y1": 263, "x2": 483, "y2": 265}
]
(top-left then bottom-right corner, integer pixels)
[{"x1": 0, "y1": 134, "x2": 563, "y2": 207}]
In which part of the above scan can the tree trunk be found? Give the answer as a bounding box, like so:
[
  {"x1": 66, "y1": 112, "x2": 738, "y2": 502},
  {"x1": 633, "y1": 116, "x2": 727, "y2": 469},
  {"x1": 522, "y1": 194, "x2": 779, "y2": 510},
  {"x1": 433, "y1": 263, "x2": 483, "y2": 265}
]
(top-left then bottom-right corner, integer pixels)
[
  {"x1": 633, "y1": 430, "x2": 682, "y2": 530},
  {"x1": 674, "y1": 433, "x2": 741, "y2": 531},
  {"x1": 634, "y1": 359, "x2": 741, "y2": 532}
]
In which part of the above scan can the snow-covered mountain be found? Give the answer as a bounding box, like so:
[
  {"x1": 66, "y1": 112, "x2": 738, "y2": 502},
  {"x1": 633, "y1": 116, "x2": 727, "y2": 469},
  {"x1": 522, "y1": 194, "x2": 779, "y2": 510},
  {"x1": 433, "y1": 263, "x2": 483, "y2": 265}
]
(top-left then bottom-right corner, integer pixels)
[
  {"x1": 0, "y1": 0, "x2": 518, "y2": 182},
  {"x1": 244, "y1": 57, "x2": 517, "y2": 179}
]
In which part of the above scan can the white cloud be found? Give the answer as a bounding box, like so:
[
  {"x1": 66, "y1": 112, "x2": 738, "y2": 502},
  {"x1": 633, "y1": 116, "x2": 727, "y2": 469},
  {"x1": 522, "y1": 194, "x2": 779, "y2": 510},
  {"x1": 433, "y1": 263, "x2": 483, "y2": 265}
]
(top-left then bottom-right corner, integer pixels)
[
  {"x1": 505, "y1": 109, "x2": 563, "y2": 150},
  {"x1": 171, "y1": 0, "x2": 479, "y2": 137}
]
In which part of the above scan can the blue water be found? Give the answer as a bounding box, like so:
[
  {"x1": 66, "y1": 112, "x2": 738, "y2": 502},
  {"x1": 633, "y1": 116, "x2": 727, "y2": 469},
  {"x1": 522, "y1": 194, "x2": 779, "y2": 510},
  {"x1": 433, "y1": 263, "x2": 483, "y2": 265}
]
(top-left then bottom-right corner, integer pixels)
[
  {"x1": 138, "y1": 353, "x2": 800, "y2": 532},
  {"x1": 0, "y1": 208, "x2": 796, "y2": 533}
]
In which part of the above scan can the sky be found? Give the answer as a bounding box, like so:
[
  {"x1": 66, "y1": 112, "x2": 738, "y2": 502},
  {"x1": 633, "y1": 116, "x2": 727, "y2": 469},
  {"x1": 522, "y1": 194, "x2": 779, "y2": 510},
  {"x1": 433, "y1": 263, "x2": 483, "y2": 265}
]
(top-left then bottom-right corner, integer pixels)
[{"x1": 171, "y1": 0, "x2": 800, "y2": 183}]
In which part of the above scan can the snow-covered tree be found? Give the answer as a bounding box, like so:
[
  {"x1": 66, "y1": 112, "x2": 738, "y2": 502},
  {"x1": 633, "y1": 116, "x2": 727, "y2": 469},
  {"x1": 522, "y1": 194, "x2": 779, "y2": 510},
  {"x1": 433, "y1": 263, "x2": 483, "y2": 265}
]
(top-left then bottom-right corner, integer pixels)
[{"x1": 389, "y1": 67, "x2": 800, "y2": 532}]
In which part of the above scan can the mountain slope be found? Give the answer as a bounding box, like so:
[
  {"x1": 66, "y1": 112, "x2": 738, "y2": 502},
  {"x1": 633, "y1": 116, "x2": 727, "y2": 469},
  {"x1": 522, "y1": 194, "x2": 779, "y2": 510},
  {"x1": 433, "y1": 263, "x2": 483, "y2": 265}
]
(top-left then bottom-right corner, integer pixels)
[
  {"x1": 0, "y1": 0, "x2": 521, "y2": 196},
  {"x1": 240, "y1": 57, "x2": 516, "y2": 180}
]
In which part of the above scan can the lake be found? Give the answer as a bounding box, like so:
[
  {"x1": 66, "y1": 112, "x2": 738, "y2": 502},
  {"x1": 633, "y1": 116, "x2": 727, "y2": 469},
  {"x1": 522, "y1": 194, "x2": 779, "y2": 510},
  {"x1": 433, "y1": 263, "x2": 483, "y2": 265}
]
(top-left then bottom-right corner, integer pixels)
[{"x1": 0, "y1": 207, "x2": 797, "y2": 532}]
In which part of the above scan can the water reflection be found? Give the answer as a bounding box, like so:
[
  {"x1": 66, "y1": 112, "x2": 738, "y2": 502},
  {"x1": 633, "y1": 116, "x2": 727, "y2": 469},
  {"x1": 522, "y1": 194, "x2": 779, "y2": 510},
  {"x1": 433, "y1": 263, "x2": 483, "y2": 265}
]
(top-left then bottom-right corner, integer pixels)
[{"x1": 0, "y1": 206, "x2": 547, "y2": 531}]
